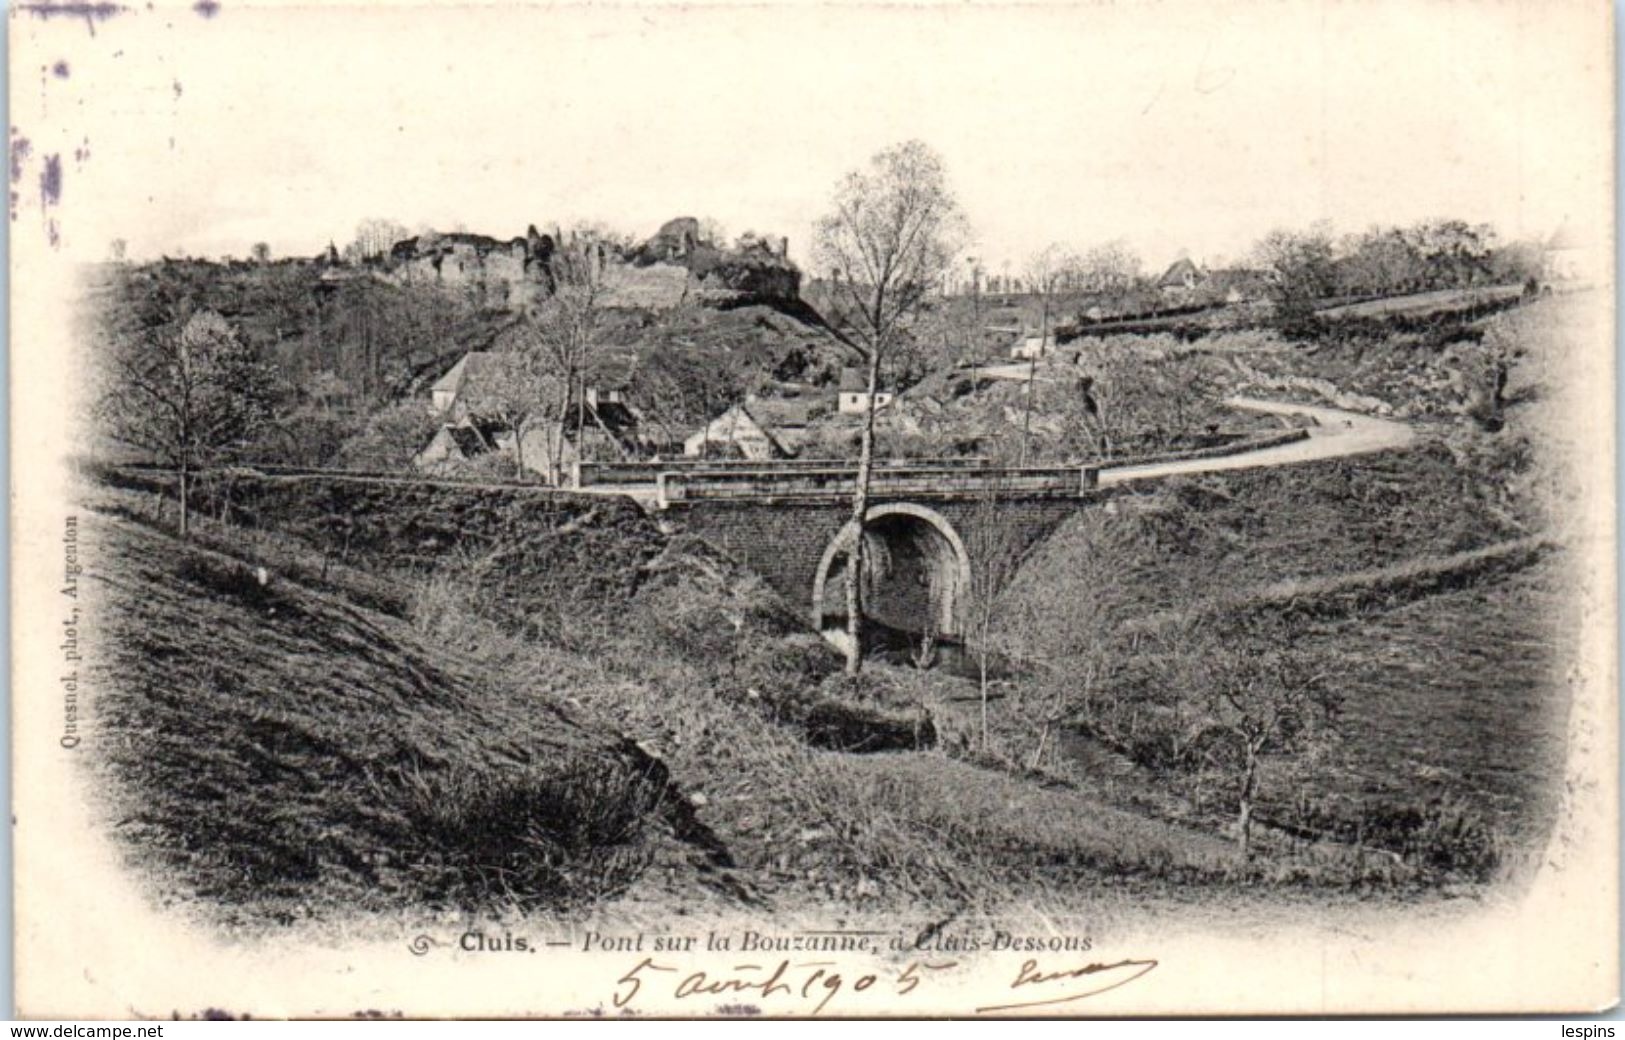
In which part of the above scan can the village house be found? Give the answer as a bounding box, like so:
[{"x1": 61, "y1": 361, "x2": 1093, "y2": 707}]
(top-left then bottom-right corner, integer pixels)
[
  {"x1": 427, "y1": 351, "x2": 499, "y2": 415},
  {"x1": 1543, "y1": 222, "x2": 1602, "y2": 287},
  {"x1": 1157, "y1": 257, "x2": 1203, "y2": 302},
  {"x1": 419, "y1": 349, "x2": 650, "y2": 481},
  {"x1": 836, "y1": 367, "x2": 895, "y2": 415},
  {"x1": 683, "y1": 396, "x2": 814, "y2": 459},
  {"x1": 1009, "y1": 332, "x2": 1057, "y2": 361},
  {"x1": 413, "y1": 421, "x2": 501, "y2": 474}
]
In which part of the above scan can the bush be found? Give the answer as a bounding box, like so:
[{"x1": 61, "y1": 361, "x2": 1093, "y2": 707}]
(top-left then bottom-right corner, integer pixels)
[
  {"x1": 1277, "y1": 791, "x2": 1502, "y2": 881},
  {"x1": 384, "y1": 755, "x2": 669, "y2": 909}
]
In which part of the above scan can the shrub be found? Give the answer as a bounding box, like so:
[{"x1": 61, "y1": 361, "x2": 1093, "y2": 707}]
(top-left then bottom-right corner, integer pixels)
[{"x1": 382, "y1": 754, "x2": 669, "y2": 909}]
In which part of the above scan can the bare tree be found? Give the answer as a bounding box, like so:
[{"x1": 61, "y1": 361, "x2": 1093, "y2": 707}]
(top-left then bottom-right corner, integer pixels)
[
  {"x1": 992, "y1": 507, "x2": 1146, "y2": 769},
  {"x1": 1018, "y1": 244, "x2": 1076, "y2": 464},
  {"x1": 521, "y1": 239, "x2": 618, "y2": 482},
  {"x1": 812, "y1": 139, "x2": 969, "y2": 675},
  {"x1": 962, "y1": 473, "x2": 1029, "y2": 750},
  {"x1": 96, "y1": 309, "x2": 277, "y2": 538},
  {"x1": 457, "y1": 348, "x2": 558, "y2": 479},
  {"x1": 250, "y1": 241, "x2": 271, "y2": 264},
  {"x1": 108, "y1": 238, "x2": 128, "y2": 263},
  {"x1": 1250, "y1": 221, "x2": 1336, "y2": 318},
  {"x1": 1077, "y1": 239, "x2": 1143, "y2": 294},
  {"x1": 351, "y1": 218, "x2": 411, "y2": 261},
  {"x1": 1175, "y1": 617, "x2": 1339, "y2": 859}
]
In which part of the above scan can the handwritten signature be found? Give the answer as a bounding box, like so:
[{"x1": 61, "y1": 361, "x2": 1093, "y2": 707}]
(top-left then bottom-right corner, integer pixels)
[
  {"x1": 976, "y1": 956, "x2": 1160, "y2": 1013},
  {"x1": 608, "y1": 953, "x2": 1157, "y2": 1014}
]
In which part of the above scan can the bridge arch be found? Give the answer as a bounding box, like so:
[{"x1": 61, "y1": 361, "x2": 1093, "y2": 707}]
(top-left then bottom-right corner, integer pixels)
[{"x1": 810, "y1": 502, "x2": 973, "y2": 639}]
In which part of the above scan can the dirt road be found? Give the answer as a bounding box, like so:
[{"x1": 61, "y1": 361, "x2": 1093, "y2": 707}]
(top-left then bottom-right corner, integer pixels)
[{"x1": 1097, "y1": 396, "x2": 1415, "y2": 485}]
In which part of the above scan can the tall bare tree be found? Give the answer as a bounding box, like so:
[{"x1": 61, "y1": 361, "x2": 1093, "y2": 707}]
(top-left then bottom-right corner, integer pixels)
[
  {"x1": 812, "y1": 140, "x2": 968, "y2": 675},
  {"x1": 1078, "y1": 239, "x2": 1143, "y2": 294},
  {"x1": 96, "y1": 309, "x2": 277, "y2": 538},
  {"x1": 1018, "y1": 243, "x2": 1076, "y2": 464},
  {"x1": 457, "y1": 348, "x2": 558, "y2": 479},
  {"x1": 528, "y1": 238, "x2": 617, "y2": 483},
  {"x1": 962, "y1": 470, "x2": 1030, "y2": 749},
  {"x1": 351, "y1": 218, "x2": 411, "y2": 261}
]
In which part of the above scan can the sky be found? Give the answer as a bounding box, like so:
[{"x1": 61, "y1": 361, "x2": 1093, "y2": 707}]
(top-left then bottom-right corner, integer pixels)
[{"x1": 10, "y1": 0, "x2": 1613, "y2": 275}]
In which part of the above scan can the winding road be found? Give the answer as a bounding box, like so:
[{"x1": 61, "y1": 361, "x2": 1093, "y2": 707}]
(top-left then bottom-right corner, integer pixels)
[{"x1": 1096, "y1": 396, "x2": 1416, "y2": 486}]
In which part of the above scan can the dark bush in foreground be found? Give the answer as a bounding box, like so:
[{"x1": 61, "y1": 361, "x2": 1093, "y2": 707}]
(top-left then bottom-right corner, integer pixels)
[{"x1": 385, "y1": 756, "x2": 670, "y2": 908}]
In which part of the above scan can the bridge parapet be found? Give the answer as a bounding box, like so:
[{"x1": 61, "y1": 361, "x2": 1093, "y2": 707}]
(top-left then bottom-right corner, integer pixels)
[
  {"x1": 572, "y1": 455, "x2": 990, "y2": 488},
  {"x1": 655, "y1": 464, "x2": 1100, "y2": 508}
]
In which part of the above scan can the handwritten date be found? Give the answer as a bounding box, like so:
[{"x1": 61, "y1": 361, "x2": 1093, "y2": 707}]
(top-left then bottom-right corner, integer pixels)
[{"x1": 613, "y1": 956, "x2": 958, "y2": 1015}]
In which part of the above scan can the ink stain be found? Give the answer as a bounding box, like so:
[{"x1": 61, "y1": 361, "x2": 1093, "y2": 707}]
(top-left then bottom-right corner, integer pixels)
[
  {"x1": 41, "y1": 153, "x2": 63, "y2": 207},
  {"x1": 52, "y1": 60, "x2": 71, "y2": 79},
  {"x1": 19, "y1": 2, "x2": 127, "y2": 37},
  {"x1": 172, "y1": 79, "x2": 184, "y2": 100},
  {"x1": 192, "y1": 0, "x2": 219, "y2": 16},
  {"x1": 10, "y1": 131, "x2": 33, "y2": 222},
  {"x1": 39, "y1": 152, "x2": 62, "y2": 248}
]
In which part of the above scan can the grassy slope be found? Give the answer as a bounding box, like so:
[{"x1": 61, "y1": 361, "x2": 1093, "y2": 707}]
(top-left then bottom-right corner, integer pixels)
[
  {"x1": 1014, "y1": 445, "x2": 1529, "y2": 620},
  {"x1": 81, "y1": 510, "x2": 722, "y2": 928},
  {"x1": 432, "y1": 534, "x2": 1256, "y2": 911},
  {"x1": 84, "y1": 490, "x2": 1264, "y2": 926},
  {"x1": 1289, "y1": 555, "x2": 1573, "y2": 842},
  {"x1": 996, "y1": 300, "x2": 1573, "y2": 858}
]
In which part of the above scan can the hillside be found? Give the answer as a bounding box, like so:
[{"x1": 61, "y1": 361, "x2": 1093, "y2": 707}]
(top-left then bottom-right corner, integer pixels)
[
  {"x1": 79, "y1": 510, "x2": 730, "y2": 927},
  {"x1": 983, "y1": 292, "x2": 1582, "y2": 868},
  {"x1": 83, "y1": 482, "x2": 1364, "y2": 924},
  {"x1": 80, "y1": 246, "x2": 851, "y2": 472}
]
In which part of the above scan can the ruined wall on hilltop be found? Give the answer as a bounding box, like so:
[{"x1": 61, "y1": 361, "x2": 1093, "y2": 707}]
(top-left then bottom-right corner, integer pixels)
[{"x1": 386, "y1": 229, "x2": 556, "y2": 310}]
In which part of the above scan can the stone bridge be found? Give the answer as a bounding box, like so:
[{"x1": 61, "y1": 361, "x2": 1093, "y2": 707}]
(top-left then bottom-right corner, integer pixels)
[
  {"x1": 596, "y1": 460, "x2": 1110, "y2": 639},
  {"x1": 580, "y1": 419, "x2": 1331, "y2": 640}
]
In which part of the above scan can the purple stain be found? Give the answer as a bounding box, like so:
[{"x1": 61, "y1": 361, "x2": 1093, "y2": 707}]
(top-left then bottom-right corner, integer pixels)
[
  {"x1": 10, "y1": 133, "x2": 32, "y2": 187},
  {"x1": 193, "y1": 0, "x2": 219, "y2": 16},
  {"x1": 40, "y1": 153, "x2": 62, "y2": 208},
  {"x1": 52, "y1": 60, "x2": 71, "y2": 78},
  {"x1": 47, "y1": 218, "x2": 60, "y2": 248},
  {"x1": 7, "y1": 130, "x2": 26, "y2": 222},
  {"x1": 19, "y1": 2, "x2": 127, "y2": 37}
]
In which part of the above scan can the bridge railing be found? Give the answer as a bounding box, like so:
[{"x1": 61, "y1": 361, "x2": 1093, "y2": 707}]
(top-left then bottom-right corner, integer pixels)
[
  {"x1": 655, "y1": 464, "x2": 1100, "y2": 508},
  {"x1": 572, "y1": 455, "x2": 991, "y2": 488}
]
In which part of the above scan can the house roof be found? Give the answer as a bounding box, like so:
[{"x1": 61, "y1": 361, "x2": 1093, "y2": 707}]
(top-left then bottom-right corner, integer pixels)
[
  {"x1": 429, "y1": 351, "x2": 508, "y2": 395},
  {"x1": 420, "y1": 421, "x2": 498, "y2": 461},
  {"x1": 838, "y1": 368, "x2": 867, "y2": 393},
  {"x1": 443, "y1": 424, "x2": 494, "y2": 457},
  {"x1": 1157, "y1": 257, "x2": 1201, "y2": 287}
]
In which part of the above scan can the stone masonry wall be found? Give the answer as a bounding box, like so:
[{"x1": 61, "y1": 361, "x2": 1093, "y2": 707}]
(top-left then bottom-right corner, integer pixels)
[{"x1": 670, "y1": 492, "x2": 1105, "y2": 627}]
